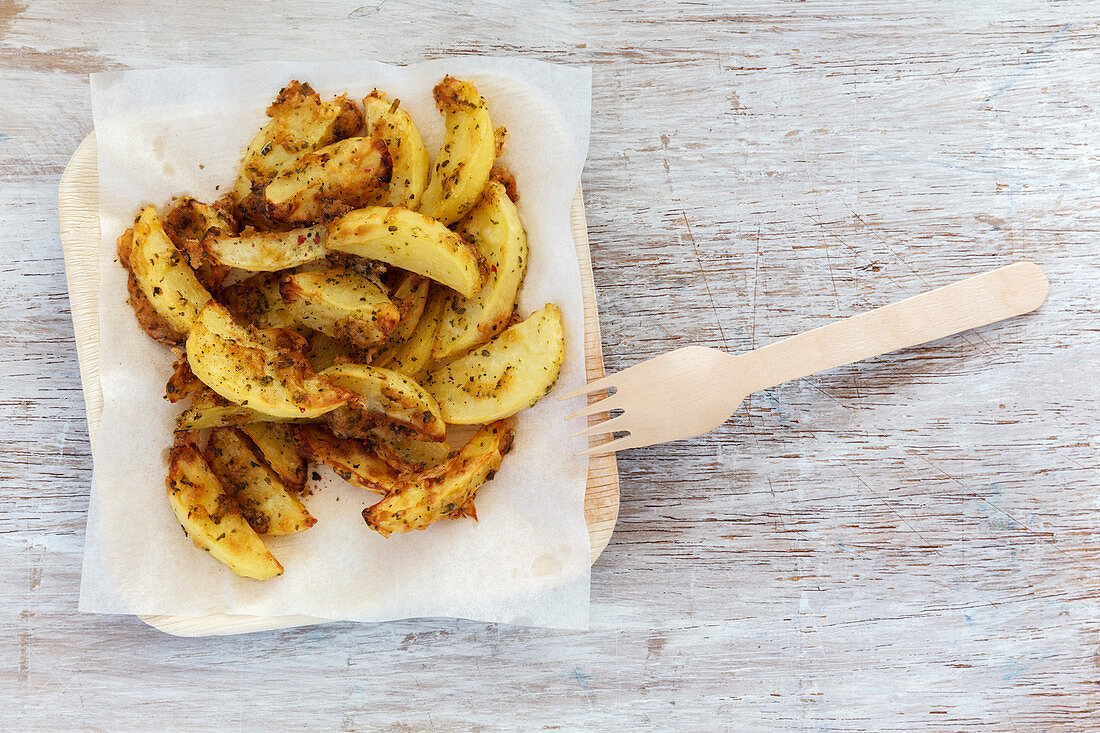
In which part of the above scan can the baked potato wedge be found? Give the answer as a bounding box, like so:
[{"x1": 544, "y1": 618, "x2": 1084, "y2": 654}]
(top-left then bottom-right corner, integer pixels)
[
  {"x1": 129, "y1": 205, "x2": 213, "y2": 334},
  {"x1": 434, "y1": 180, "x2": 528, "y2": 362},
  {"x1": 293, "y1": 424, "x2": 400, "y2": 493},
  {"x1": 232, "y1": 81, "x2": 361, "y2": 203},
  {"x1": 362, "y1": 92, "x2": 430, "y2": 209},
  {"x1": 205, "y1": 428, "x2": 315, "y2": 535},
  {"x1": 240, "y1": 422, "x2": 307, "y2": 490},
  {"x1": 321, "y1": 362, "x2": 447, "y2": 442},
  {"x1": 280, "y1": 269, "x2": 401, "y2": 349},
  {"x1": 380, "y1": 283, "x2": 449, "y2": 378},
  {"x1": 263, "y1": 137, "x2": 391, "y2": 225},
  {"x1": 371, "y1": 273, "x2": 430, "y2": 368},
  {"x1": 175, "y1": 388, "x2": 315, "y2": 431},
  {"x1": 369, "y1": 424, "x2": 451, "y2": 472},
  {"x1": 424, "y1": 303, "x2": 565, "y2": 424},
  {"x1": 326, "y1": 206, "x2": 485, "y2": 298},
  {"x1": 118, "y1": 227, "x2": 184, "y2": 345},
  {"x1": 364, "y1": 420, "x2": 514, "y2": 537},
  {"x1": 204, "y1": 225, "x2": 327, "y2": 272},
  {"x1": 418, "y1": 76, "x2": 498, "y2": 225},
  {"x1": 166, "y1": 442, "x2": 283, "y2": 579},
  {"x1": 186, "y1": 301, "x2": 352, "y2": 419}
]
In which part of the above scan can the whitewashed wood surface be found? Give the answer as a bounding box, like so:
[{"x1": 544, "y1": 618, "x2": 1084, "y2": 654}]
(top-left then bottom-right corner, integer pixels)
[{"x1": 3, "y1": 1, "x2": 1098, "y2": 730}]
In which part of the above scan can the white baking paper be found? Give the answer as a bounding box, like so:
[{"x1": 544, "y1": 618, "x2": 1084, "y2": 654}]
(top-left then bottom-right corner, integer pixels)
[{"x1": 79, "y1": 59, "x2": 592, "y2": 629}]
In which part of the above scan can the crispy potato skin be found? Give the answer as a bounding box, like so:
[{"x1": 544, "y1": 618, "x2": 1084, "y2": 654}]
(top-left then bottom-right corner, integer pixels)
[
  {"x1": 293, "y1": 424, "x2": 401, "y2": 492},
  {"x1": 363, "y1": 420, "x2": 514, "y2": 536},
  {"x1": 163, "y1": 197, "x2": 237, "y2": 291},
  {"x1": 218, "y1": 272, "x2": 299, "y2": 331},
  {"x1": 332, "y1": 95, "x2": 365, "y2": 140},
  {"x1": 489, "y1": 165, "x2": 518, "y2": 203},
  {"x1": 166, "y1": 351, "x2": 204, "y2": 403}
]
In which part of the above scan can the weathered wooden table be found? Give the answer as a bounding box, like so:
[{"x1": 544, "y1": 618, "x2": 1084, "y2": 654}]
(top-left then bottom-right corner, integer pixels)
[{"x1": 3, "y1": 2, "x2": 1097, "y2": 730}]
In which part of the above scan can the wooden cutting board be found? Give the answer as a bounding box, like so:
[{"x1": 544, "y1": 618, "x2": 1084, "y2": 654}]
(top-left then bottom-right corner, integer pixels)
[{"x1": 58, "y1": 133, "x2": 619, "y2": 636}]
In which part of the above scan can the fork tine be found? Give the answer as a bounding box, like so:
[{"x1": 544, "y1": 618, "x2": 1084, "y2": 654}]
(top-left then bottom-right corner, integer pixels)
[
  {"x1": 571, "y1": 414, "x2": 629, "y2": 440},
  {"x1": 576, "y1": 432, "x2": 643, "y2": 457},
  {"x1": 557, "y1": 374, "x2": 616, "y2": 401},
  {"x1": 563, "y1": 394, "x2": 621, "y2": 421}
]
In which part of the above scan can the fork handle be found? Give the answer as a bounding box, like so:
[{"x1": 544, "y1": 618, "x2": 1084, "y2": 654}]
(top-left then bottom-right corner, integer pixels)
[{"x1": 739, "y1": 262, "x2": 1049, "y2": 394}]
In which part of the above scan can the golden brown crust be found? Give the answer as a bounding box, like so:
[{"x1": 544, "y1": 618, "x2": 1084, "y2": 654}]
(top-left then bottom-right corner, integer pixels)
[
  {"x1": 267, "y1": 80, "x2": 322, "y2": 119},
  {"x1": 165, "y1": 350, "x2": 204, "y2": 403},
  {"x1": 332, "y1": 95, "x2": 364, "y2": 140},
  {"x1": 163, "y1": 197, "x2": 237, "y2": 291},
  {"x1": 489, "y1": 165, "x2": 518, "y2": 203}
]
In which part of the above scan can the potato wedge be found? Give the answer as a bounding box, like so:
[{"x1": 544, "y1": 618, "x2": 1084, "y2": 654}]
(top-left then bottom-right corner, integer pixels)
[
  {"x1": 369, "y1": 424, "x2": 451, "y2": 472},
  {"x1": 205, "y1": 225, "x2": 327, "y2": 272},
  {"x1": 175, "y1": 388, "x2": 316, "y2": 431},
  {"x1": 280, "y1": 269, "x2": 401, "y2": 349},
  {"x1": 418, "y1": 76, "x2": 497, "y2": 225},
  {"x1": 293, "y1": 424, "x2": 400, "y2": 493},
  {"x1": 166, "y1": 442, "x2": 283, "y2": 579},
  {"x1": 434, "y1": 180, "x2": 528, "y2": 362},
  {"x1": 186, "y1": 301, "x2": 351, "y2": 419},
  {"x1": 371, "y1": 273, "x2": 430, "y2": 368},
  {"x1": 364, "y1": 420, "x2": 514, "y2": 537},
  {"x1": 326, "y1": 206, "x2": 484, "y2": 298},
  {"x1": 385, "y1": 284, "x2": 449, "y2": 378},
  {"x1": 118, "y1": 227, "x2": 184, "y2": 345},
  {"x1": 241, "y1": 422, "x2": 307, "y2": 489},
  {"x1": 321, "y1": 362, "x2": 447, "y2": 442},
  {"x1": 362, "y1": 92, "x2": 430, "y2": 209},
  {"x1": 232, "y1": 81, "x2": 360, "y2": 203},
  {"x1": 129, "y1": 205, "x2": 213, "y2": 334},
  {"x1": 263, "y1": 137, "x2": 391, "y2": 225},
  {"x1": 218, "y1": 272, "x2": 300, "y2": 331},
  {"x1": 424, "y1": 303, "x2": 565, "y2": 424},
  {"x1": 205, "y1": 428, "x2": 315, "y2": 535}
]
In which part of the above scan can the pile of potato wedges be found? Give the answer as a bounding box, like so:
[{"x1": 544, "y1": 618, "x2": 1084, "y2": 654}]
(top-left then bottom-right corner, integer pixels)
[{"x1": 120, "y1": 77, "x2": 565, "y2": 579}]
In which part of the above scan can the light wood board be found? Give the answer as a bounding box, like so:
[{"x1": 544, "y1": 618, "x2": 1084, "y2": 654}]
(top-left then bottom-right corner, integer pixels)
[{"x1": 58, "y1": 133, "x2": 619, "y2": 636}]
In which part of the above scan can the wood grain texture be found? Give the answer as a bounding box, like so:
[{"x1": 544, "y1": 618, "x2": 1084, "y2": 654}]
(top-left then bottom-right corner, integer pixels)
[
  {"x1": 3, "y1": 0, "x2": 1099, "y2": 730},
  {"x1": 56, "y1": 135, "x2": 619, "y2": 636}
]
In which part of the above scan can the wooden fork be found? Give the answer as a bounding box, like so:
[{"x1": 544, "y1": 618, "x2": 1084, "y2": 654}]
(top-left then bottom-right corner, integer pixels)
[{"x1": 562, "y1": 262, "x2": 1048, "y2": 456}]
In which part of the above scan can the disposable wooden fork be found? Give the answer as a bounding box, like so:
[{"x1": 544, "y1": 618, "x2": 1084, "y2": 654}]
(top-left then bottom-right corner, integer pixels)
[{"x1": 563, "y1": 262, "x2": 1048, "y2": 456}]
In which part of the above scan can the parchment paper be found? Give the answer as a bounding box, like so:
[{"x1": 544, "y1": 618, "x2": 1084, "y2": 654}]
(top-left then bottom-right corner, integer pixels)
[{"x1": 78, "y1": 59, "x2": 592, "y2": 629}]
